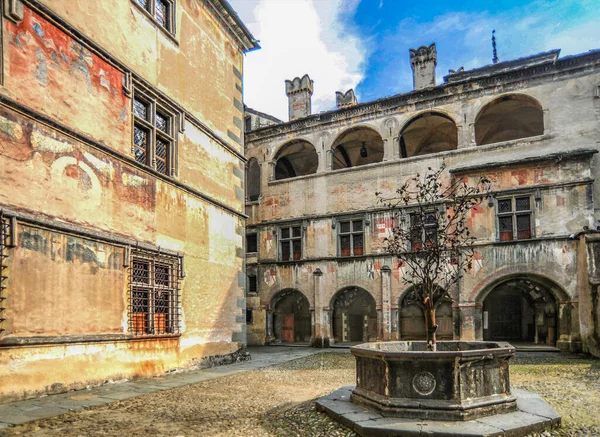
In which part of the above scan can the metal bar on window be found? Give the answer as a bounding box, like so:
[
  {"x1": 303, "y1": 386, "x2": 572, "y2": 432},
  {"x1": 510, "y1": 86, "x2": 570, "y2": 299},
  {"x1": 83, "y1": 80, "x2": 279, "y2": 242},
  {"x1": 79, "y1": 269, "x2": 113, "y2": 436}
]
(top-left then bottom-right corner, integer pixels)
[{"x1": 0, "y1": 213, "x2": 10, "y2": 333}]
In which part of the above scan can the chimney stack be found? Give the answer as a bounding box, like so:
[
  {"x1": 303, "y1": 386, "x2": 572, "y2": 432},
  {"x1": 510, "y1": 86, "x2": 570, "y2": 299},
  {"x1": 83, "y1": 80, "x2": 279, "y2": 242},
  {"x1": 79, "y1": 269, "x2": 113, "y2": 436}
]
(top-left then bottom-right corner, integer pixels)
[
  {"x1": 409, "y1": 43, "x2": 437, "y2": 90},
  {"x1": 285, "y1": 74, "x2": 313, "y2": 121},
  {"x1": 335, "y1": 89, "x2": 358, "y2": 109}
]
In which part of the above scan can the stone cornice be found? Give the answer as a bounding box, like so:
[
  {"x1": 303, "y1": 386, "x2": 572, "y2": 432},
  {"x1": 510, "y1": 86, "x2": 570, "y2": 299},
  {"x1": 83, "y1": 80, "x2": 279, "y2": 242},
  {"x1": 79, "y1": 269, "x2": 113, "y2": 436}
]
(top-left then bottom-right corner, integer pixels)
[
  {"x1": 246, "y1": 49, "x2": 600, "y2": 144},
  {"x1": 202, "y1": 0, "x2": 260, "y2": 53}
]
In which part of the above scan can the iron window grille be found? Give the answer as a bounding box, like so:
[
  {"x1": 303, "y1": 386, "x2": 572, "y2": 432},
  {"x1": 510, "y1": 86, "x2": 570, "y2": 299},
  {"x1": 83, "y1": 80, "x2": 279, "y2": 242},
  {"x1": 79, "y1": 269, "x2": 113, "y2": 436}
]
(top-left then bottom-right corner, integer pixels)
[
  {"x1": 279, "y1": 225, "x2": 302, "y2": 261},
  {"x1": 409, "y1": 212, "x2": 438, "y2": 251},
  {"x1": 133, "y1": 0, "x2": 175, "y2": 34},
  {"x1": 129, "y1": 250, "x2": 182, "y2": 336},
  {"x1": 497, "y1": 196, "x2": 533, "y2": 241},
  {"x1": 0, "y1": 213, "x2": 10, "y2": 334},
  {"x1": 246, "y1": 234, "x2": 258, "y2": 254},
  {"x1": 133, "y1": 88, "x2": 177, "y2": 176},
  {"x1": 338, "y1": 219, "x2": 364, "y2": 257}
]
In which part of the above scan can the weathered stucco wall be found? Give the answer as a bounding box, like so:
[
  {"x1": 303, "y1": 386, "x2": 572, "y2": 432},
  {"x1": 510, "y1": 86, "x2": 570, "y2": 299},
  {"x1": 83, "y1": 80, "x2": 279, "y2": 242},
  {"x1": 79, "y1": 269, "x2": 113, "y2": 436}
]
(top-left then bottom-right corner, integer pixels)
[
  {"x1": 36, "y1": 0, "x2": 245, "y2": 153},
  {"x1": 244, "y1": 55, "x2": 600, "y2": 353},
  {"x1": 0, "y1": 0, "x2": 251, "y2": 401}
]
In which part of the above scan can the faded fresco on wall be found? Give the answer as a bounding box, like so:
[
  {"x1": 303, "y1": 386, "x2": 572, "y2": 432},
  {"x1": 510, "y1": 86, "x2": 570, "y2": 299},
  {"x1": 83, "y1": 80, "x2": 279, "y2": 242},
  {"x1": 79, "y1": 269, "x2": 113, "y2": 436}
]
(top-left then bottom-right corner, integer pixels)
[{"x1": 6, "y1": 7, "x2": 129, "y2": 153}]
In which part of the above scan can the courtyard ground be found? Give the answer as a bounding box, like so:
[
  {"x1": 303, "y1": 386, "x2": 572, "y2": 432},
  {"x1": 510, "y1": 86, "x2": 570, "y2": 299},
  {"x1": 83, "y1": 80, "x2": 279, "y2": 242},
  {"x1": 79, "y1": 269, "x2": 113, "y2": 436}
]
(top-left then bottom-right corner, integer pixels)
[{"x1": 0, "y1": 349, "x2": 598, "y2": 436}]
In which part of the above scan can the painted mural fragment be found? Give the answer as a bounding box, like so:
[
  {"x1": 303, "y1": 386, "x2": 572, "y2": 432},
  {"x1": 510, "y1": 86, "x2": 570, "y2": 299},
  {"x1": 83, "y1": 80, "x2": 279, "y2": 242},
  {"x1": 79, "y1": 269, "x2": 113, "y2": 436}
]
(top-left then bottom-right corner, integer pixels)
[{"x1": 7, "y1": 7, "x2": 129, "y2": 151}]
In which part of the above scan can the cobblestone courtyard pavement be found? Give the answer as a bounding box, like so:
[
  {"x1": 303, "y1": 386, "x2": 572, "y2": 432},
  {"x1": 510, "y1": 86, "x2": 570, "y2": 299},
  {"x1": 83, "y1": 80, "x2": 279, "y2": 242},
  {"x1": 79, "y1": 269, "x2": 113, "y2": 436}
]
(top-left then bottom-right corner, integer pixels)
[{"x1": 0, "y1": 348, "x2": 598, "y2": 436}]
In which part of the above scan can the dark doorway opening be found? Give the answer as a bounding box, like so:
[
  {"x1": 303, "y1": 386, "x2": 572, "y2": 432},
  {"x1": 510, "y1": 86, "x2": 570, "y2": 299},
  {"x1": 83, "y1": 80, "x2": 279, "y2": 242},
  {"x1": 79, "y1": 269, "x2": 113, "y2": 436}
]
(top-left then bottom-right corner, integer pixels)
[
  {"x1": 482, "y1": 277, "x2": 557, "y2": 345},
  {"x1": 332, "y1": 287, "x2": 377, "y2": 343},
  {"x1": 272, "y1": 289, "x2": 311, "y2": 343}
]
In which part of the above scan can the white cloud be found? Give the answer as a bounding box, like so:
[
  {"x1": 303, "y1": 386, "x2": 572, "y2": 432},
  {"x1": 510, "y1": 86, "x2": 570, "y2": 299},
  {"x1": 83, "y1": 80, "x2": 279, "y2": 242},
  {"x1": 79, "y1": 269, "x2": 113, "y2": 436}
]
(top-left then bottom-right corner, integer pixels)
[{"x1": 229, "y1": 0, "x2": 366, "y2": 121}]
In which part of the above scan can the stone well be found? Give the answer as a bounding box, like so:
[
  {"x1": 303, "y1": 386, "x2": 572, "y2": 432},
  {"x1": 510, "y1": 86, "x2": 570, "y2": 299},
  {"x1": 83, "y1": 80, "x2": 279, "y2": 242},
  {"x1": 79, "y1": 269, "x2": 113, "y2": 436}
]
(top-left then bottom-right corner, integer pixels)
[{"x1": 350, "y1": 341, "x2": 517, "y2": 421}]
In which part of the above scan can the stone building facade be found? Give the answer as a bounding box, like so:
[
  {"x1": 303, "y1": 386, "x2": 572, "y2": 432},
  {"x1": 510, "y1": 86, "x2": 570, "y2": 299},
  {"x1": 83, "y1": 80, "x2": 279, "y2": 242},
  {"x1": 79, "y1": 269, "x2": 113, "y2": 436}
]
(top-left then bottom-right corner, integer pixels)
[
  {"x1": 244, "y1": 44, "x2": 600, "y2": 357},
  {"x1": 0, "y1": 0, "x2": 258, "y2": 401}
]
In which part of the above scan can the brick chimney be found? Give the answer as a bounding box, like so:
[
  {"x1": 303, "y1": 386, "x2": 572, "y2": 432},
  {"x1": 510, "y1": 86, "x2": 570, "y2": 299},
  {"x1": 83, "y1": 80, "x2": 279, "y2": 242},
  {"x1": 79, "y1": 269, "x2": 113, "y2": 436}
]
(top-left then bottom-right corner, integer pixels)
[
  {"x1": 335, "y1": 89, "x2": 358, "y2": 109},
  {"x1": 285, "y1": 74, "x2": 313, "y2": 121},
  {"x1": 409, "y1": 43, "x2": 437, "y2": 90}
]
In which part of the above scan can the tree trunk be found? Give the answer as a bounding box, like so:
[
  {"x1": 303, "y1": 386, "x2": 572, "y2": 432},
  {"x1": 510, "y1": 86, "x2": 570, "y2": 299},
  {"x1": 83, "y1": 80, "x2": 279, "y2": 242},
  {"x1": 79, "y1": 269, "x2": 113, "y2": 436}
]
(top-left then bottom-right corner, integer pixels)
[{"x1": 424, "y1": 299, "x2": 438, "y2": 351}]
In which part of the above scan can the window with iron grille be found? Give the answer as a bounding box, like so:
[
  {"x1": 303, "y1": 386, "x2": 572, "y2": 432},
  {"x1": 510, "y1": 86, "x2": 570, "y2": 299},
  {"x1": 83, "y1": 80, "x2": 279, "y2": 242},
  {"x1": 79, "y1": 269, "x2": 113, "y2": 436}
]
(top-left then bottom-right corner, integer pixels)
[
  {"x1": 247, "y1": 275, "x2": 257, "y2": 295},
  {"x1": 133, "y1": 89, "x2": 176, "y2": 176},
  {"x1": 133, "y1": 0, "x2": 175, "y2": 34},
  {"x1": 0, "y1": 214, "x2": 11, "y2": 334},
  {"x1": 409, "y1": 212, "x2": 438, "y2": 251},
  {"x1": 496, "y1": 196, "x2": 533, "y2": 241},
  {"x1": 279, "y1": 225, "x2": 302, "y2": 261},
  {"x1": 338, "y1": 219, "x2": 364, "y2": 257},
  {"x1": 129, "y1": 251, "x2": 181, "y2": 336},
  {"x1": 246, "y1": 234, "x2": 258, "y2": 254}
]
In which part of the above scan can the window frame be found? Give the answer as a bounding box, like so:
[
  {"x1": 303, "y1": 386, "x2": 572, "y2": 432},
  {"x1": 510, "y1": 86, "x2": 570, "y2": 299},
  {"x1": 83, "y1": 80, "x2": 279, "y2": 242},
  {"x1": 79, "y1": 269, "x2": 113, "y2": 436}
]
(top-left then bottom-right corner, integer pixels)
[
  {"x1": 278, "y1": 224, "x2": 303, "y2": 261},
  {"x1": 129, "y1": 250, "x2": 182, "y2": 337},
  {"x1": 409, "y1": 211, "x2": 438, "y2": 252},
  {"x1": 132, "y1": 88, "x2": 178, "y2": 176},
  {"x1": 496, "y1": 195, "x2": 534, "y2": 242},
  {"x1": 247, "y1": 274, "x2": 257, "y2": 295},
  {"x1": 246, "y1": 233, "x2": 258, "y2": 255},
  {"x1": 337, "y1": 217, "x2": 365, "y2": 257},
  {"x1": 131, "y1": 0, "x2": 176, "y2": 37}
]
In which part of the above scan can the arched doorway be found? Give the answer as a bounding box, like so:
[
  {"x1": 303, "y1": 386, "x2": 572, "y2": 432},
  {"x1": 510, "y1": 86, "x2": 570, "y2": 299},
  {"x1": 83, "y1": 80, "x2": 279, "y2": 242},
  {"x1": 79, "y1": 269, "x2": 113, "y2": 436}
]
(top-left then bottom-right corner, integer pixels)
[
  {"x1": 271, "y1": 289, "x2": 311, "y2": 343},
  {"x1": 331, "y1": 287, "x2": 377, "y2": 343},
  {"x1": 399, "y1": 287, "x2": 453, "y2": 340},
  {"x1": 482, "y1": 276, "x2": 559, "y2": 345}
]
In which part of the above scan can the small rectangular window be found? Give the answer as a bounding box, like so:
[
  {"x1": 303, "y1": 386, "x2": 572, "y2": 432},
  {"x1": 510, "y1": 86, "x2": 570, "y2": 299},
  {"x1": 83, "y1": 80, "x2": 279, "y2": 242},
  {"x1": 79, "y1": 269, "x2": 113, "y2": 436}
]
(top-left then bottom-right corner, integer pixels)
[
  {"x1": 338, "y1": 219, "x2": 364, "y2": 257},
  {"x1": 133, "y1": 88, "x2": 176, "y2": 176},
  {"x1": 248, "y1": 275, "x2": 257, "y2": 294},
  {"x1": 244, "y1": 116, "x2": 252, "y2": 132},
  {"x1": 410, "y1": 212, "x2": 437, "y2": 252},
  {"x1": 279, "y1": 225, "x2": 302, "y2": 261},
  {"x1": 246, "y1": 308, "x2": 254, "y2": 325},
  {"x1": 246, "y1": 234, "x2": 258, "y2": 254},
  {"x1": 497, "y1": 196, "x2": 533, "y2": 241},
  {"x1": 129, "y1": 251, "x2": 182, "y2": 336},
  {"x1": 132, "y1": 0, "x2": 174, "y2": 34}
]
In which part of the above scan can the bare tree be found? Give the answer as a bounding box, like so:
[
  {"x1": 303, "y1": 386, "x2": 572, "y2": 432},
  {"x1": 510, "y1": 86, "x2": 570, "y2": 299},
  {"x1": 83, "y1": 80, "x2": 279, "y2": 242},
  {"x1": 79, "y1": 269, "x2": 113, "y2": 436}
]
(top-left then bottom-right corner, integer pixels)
[{"x1": 376, "y1": 165, "x2": 491, "y2": 351}]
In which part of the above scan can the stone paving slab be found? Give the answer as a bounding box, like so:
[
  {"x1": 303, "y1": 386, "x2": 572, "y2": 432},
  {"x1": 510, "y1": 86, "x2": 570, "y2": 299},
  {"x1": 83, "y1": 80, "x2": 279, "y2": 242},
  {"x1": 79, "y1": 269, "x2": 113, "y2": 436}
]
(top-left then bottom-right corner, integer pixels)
[
  {"x1": 316, "y1": 386, "x2": 561, "y2": 437},
  {"x1": 0, "y1": 346, "x2": 322, "y2": 429}
]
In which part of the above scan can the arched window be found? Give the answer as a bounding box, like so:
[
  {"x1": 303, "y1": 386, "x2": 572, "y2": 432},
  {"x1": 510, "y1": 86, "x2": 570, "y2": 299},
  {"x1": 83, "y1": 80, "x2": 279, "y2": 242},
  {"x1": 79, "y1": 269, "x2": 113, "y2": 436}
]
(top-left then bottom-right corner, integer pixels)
[
  {"x1": 331, "y1": 127, "x2": 384, "y2": 170},
  {"x1": 475, "y1": 95, "x2": 543, "y2": 145},
  {"x1": 399, "y1": 112, "x2": 457, "y2": 158},
  {"x1": 274, "y1": 140, "x2": 318, "y2": 180},
  {"x1": 246, "y1": 158, "x2": 261, "y2": 201}
]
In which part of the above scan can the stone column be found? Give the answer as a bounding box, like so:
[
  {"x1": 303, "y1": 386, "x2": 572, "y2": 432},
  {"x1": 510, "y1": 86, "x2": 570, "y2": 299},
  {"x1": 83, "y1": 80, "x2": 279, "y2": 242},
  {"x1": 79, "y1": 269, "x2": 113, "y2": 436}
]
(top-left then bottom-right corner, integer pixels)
[
  {"x1": 381, "y1": 266, "x2": 392, "y2": 340},
  {"x1": 311, "y1": 268, "x2": 330, "y2": 347},
  {"x1": 265, "y1": 310, "x2": 274, "y2": 343}
]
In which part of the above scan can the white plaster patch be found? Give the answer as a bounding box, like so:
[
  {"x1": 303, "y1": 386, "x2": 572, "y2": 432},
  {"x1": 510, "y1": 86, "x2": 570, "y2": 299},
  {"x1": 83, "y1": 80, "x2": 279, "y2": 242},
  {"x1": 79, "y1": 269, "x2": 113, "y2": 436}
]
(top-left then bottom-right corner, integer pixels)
[
  {"x1": 84, "y1": 152, "x2": 115, "y2": 179},
  {"x1": 122, "y1": 172, "x2": 148, "y2": 187},
  {"x1": 31, "y1": 128, "x2": 73, "y2": 153}
]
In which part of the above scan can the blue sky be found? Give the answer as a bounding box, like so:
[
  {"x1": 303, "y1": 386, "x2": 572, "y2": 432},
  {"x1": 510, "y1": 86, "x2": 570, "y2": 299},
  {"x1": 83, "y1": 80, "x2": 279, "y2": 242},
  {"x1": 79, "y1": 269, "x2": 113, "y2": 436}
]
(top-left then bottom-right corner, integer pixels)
[{"x1": 229, "y1": 0, "x2": 600, "y2": 121}]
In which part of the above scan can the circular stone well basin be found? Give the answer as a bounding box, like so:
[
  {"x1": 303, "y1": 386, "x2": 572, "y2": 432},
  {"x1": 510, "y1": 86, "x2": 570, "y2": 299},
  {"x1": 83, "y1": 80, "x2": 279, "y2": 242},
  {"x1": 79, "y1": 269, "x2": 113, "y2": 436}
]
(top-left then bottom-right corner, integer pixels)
[{"x1": 350, "y1": 341, "x2": 517, "y2": 421}]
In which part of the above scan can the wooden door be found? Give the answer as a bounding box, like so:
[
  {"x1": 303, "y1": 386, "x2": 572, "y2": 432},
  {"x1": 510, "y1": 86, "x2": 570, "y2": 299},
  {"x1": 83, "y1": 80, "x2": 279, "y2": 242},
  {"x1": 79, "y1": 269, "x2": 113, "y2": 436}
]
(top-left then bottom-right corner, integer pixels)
[{"x1": 281, "y1": 314, "x2": 295, "y2": 343}]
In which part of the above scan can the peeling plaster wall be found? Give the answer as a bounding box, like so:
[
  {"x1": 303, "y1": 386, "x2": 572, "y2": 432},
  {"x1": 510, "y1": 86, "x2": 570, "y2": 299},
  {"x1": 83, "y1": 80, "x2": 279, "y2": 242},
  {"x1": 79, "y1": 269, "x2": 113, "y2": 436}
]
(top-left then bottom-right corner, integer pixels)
[{"x1": 0, "y1": 1, "x2": 248, "y2": 401}]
